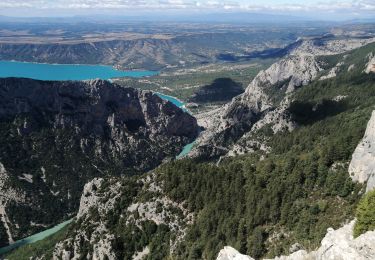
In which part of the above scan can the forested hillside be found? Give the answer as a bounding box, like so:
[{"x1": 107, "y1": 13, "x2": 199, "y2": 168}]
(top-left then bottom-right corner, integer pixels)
[{"x1": 6, "y1": 41, "x2": 375, "y2": 259}]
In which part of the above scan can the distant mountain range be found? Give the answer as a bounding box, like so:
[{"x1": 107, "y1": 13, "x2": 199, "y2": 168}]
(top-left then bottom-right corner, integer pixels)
[
  {"x1": 0, "y1": 13, "x2": 325, "y2": 24},
  {"x1": 2, "y1": 12, "x2": 374, "y2": 25}
]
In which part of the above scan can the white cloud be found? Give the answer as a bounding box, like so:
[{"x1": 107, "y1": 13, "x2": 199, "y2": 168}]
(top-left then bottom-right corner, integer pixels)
[{"x1": 0, "y1": 0, "x2": 374, "y2": 15}]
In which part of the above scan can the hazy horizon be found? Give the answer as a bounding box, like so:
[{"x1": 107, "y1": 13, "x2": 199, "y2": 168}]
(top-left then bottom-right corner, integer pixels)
[{"x1": 0, "y1": 0, "x2": 374, "y2": 22}]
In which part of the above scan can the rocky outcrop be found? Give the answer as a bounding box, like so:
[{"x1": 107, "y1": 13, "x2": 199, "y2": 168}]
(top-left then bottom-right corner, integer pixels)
[
  {"x1": 190, "y1": 37, "x2": 375, "y2": 160},
  {"x1": 0, "y1": 77, "x2": 198, "y2": 171},
  {"x1": 0, "y1": 78, "x2": 197, "y2": 141},
  {"x1": 0, "y1": 162, "x2": 26, "y2": 245},
  {"x1": 190, "y1": 54, "x2": 317, "y2": 159},
  {"x1": 53, "y1": 174, "x2": 193, "y2": 260},
  {"x1": 349, "y1": 111, "x2": 375, "y2": 192},
  {"x1": 290, "y1": 36, "x2": 375, "y2": 56},
  {"x1": 0, "y1": 78, "x2": 198, "y2": 246},
  {"x1": 247, "y1": 55, "x2": 322, "y2": 94},
  {"x1": 217, "y1": 220, "x2": 375, "y2": 260},
  {"x1": 365, "y1": 53, "x2": 375, "y2": 73},
  {"x1": 320, "y1": 62, "x2": 344, "y2": 80},
  {"x1": 217, "y1": 247, "x2": 254, "y2": 260}
]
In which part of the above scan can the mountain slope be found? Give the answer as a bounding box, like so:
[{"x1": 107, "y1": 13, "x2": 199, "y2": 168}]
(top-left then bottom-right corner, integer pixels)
[
  {"x1": 0, "y1": 78, "x2": 198, "y2": 247},
  {"x1": 190, "y1": 36, "x2": 375, "y2": 160},
  {"x1": 0, "y1": 31, "x2": 294, "y2": 70},
  {"x1": 7, "y1": 40, "x2": 375, "y2": 259},
  {"x1": 217, "y1": 220, "x2": 375, "y2": 260}
]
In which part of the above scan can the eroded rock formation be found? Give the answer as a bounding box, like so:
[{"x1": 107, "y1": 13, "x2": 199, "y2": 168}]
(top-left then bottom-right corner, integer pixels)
[
  {"x1": 349, "y1": 111, "x2": 375, "y2": 192},
  {"x1": 217, "y1": 220, "x2": 375, "y2": 260},
  {"x1": 0, "y1": 78, "x2": 198, "y2": 246}
]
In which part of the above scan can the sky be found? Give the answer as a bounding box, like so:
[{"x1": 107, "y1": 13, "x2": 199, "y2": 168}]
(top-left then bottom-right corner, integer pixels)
[{"x1": 0, "y1": 0, "x2": 374, "y2": 20}]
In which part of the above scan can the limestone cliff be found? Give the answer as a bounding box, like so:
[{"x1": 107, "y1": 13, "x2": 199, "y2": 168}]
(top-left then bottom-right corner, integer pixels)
[
  {"x1": 191, "y1": 37, "x2": 375, "y2": 160},
  {"x1": 290, "y1": 36, "x2": 375, "y2": 56},
  {"x1": 52, "y1": 174, "x2": 193, "y2": 260},
  {"x1": 217, "y1": 247, "x2": 254, "y2": 260},
  {"x1": 190, "y1": 49, "x2": 320, "y2": 159},
  {"x1": 365, "y1": 53, "x2": 375, "y2": 73},
  {"x1": 217, "y1": 220, "x2": 375, "y2": 260},
  {"x1": 0, "y1": 78, "x2": 198, "y2": 246},
  {"x1": 349, "y1": 111, "x2": 375, "y2": 192}
]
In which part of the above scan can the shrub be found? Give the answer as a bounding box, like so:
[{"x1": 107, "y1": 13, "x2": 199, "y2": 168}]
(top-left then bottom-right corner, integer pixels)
[{"x1": 354, "y1": 189, "x2": 375, "y2": 237}]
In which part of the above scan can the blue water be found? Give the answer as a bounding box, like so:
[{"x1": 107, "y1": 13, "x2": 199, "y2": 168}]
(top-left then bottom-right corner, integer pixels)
[
  {"x1": 0, "y1": 60, "x2": 157, "y2": 81},
  {"x1": 156, "y1": 93, "x2": 184, "y2": 108},
  {"x1": 154, "y1": 93, "x2": 196, "y2": 158},
  {"x1": 0, "y1": 219, "x2": 73, "y2": 255},
  {"x1": 176, "y1": 141, "x2": 196, "y2": 159}
]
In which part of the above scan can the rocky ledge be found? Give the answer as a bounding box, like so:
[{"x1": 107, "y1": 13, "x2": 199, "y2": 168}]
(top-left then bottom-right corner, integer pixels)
[
  {"x1": 217, "y1": 220, "x2": 375, "y2": 260},
  {"x1": 349, "y1": 110, "x2": 375, "y2": 192}
]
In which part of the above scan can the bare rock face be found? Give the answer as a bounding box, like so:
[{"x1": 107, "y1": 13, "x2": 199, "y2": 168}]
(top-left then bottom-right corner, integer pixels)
[
  {"x1": 290, "y1": 36, "x2": 375, "y2": 56},
  {"x1": 217, "y1": 246, "x2": 254, "y2": 260},
  {"x1": 0, "y1": 163, "x2": 26, "y2": 245},
  {"x1": 349, "y1": 111, "x2": 375, "y2": 192},
  {"x1": 249, "y1": 54, "x2": 322, "y2": 94},
  {"x1": 365, "y1": 53, "x2": 375, "y2": 73},
  {"x1": 190, "y1": 53, "x2": 316, "y2": 159},
  {"x1": 0, "y1": 78, "x2": 198, "y2": 247},
  {"x1": 191, "y1": 37, "x2": 375, "y2": 160},
  {"x1": 53, "y1": 174, "x2": 193, "y2": 260},
  {"x1": 0, "y1": 78, "x2": 198, "y2": 143},
  {"x1": 0, "y1": 77, "x2": 198, "y2": 171},
  {"x1": 217, "y1": 220, "x2": 375, "y2": 260}
]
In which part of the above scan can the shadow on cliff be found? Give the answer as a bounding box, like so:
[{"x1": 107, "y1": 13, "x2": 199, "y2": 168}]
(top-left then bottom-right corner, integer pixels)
[{"x1": 288, "y1": 99, "x2": 348, "y2": 125}]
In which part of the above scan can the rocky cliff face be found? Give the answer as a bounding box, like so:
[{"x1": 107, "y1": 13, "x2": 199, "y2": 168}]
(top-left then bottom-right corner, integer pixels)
[
  {"x1": 217, "y1": 220, "x2": 375, "y2": 260},
  {"x1": 190, "y1": 53, "x2": 319, "y2": 159},
  {"x1": 217, "y1": 247, "x2": 254, "y2": 260},
  {"x1": 290, "y1": 36, "x2": 375, "y2": 56},
  {"x1": 52, "y1": 174, "x2": 193, "y2": 260},
  {"x1": 0, "y1": 78, "x2": 198, "y2": 246},
  {"x1": 191, "y1": 37, "x2": 375, "y2": 160},
  {"x1": 349, "y1": 111, "x2": 375, "y2": 192},
  {"x1": 365, "y1": 53, "x2": 375, "y2": 73}
]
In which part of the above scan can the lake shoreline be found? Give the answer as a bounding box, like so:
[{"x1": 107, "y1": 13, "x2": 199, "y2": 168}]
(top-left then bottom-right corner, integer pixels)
[
  {"x1": 4, "y1": 59, "x2": 159, "y2": 73},
  {"x1": 0, "y1": 60, "x2": 158, "y2": 81}
]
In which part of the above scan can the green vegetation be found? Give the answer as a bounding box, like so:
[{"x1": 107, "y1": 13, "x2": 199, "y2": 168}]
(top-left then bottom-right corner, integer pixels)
[
  {"x1": 115, "y1": 59, "x2": 274, "y2": 105},
  {"x1": 354, "y1": 189, "x2": 375, "y2": 238},
  {"x1": 156, "y1": 53, "x2": 375, "y2": 258}
]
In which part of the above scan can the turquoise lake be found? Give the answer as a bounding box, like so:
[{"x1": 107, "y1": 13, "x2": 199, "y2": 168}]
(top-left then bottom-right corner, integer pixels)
[{"x1": 0, "y1": 60, "x2": 157, "y2": 81}]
